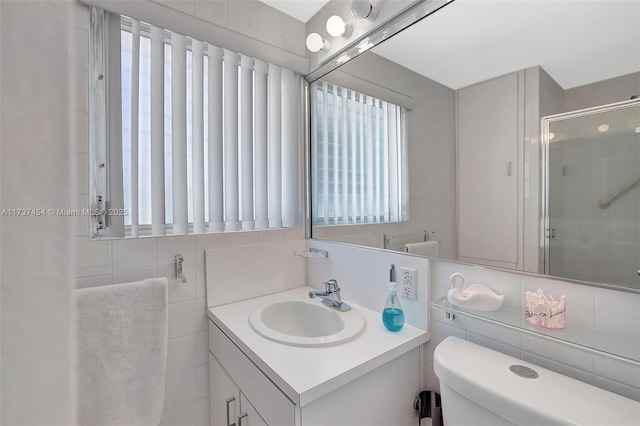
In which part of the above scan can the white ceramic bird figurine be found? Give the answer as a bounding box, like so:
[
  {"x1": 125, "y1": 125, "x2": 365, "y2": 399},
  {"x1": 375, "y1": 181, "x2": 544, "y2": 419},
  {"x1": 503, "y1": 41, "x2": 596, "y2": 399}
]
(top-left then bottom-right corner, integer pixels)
[{"x1": 447, "y1": 272, "x2": 504, "y2": 311}]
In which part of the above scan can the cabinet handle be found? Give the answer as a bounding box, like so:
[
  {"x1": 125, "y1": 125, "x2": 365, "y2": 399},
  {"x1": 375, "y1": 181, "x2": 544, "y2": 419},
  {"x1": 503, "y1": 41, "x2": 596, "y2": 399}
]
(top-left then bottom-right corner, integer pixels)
[
  {"x1": 238, "y1": 412, "x2": 248, "y2": 426},
  {"x1": 226, "y1": 397, "x2": 236, "y2": 426},
  {"x1": 507, "y1": 161, "x2": 513, "y2": 176}
]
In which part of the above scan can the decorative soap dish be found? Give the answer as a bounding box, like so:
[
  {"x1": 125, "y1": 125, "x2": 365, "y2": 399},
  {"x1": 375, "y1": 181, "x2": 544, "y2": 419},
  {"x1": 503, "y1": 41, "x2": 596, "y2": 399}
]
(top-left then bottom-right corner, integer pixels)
[{"x1": 446, "y1": 273, "x2": 504, "y2": 312}]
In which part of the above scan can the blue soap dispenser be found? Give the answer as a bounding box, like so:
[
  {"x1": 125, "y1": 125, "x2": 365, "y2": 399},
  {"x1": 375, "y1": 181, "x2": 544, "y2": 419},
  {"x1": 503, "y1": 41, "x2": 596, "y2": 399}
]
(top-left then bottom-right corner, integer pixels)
[{"x1": 383, "y1": 264, "x2": 405, "y2": 332}]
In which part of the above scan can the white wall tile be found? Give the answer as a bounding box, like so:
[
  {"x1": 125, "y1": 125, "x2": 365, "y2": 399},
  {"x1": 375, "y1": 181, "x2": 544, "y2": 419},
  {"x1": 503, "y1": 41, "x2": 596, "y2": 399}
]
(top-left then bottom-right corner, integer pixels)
[
  {"x1": 196, "y1": 364, "x2": 209, "y2": 399},
  {"x1": 164, "y1": 368, "x2": 197, "y2": 412},
  {"x1": 75, "y1": 28, "x2": 88, "y2": 71},
  {"x1": 228, "y1": 231, "x2": 260, "y2": 247},
  {"x1": 196, "y1": 298, "x2": 208, "y2": 332},
  {"x1": 205, "y1": 240, "x2": 307, "y2": 307},
  {"x1": 595, "y1": 313, "x2": 639, "y2": 341},
  {"x1": 593, "y1": 354, "x2": 640, "y2": 389},
  {"x1": 157, "y1": 0, "x2": 195, "y2": 15},
  {"x1": 592, "y1": 376, "x2": 640, "y2": 402},
  {"x1": 169, "y1": 300, "x2": 197, "y2": 338},
  {"x1": 467, "y1": 333, "x2": 521, "y2": 358},
  {"x1": 76, "y1": 274, "x2": 112, "y2": 289},
  {"x1": 74, "y1": 1, "x2": 89, "y2": 29},
  {"x1": 158, "y1": 235, "x2": 196, "y2": 268},
  {"x1": 76, "y1": 237, "x2": 111, "y2": 277},
  {"x1": 112, "y1": 238, "x2": 157, "y2": 273},
  {"x1": 166, "y1": 334, "x2": 196, "y2": 375},
  {"x1": 195, "y1": 263, "x2": 207, "y2": 299},
  {"x1": 77, "y1": 111, "x2": 89, "y2": 154},
  {"x1": 194, "y1": 0, "x2": 228, "y2": 27},
  {"x1": 76, "y1": 153, "x2": 89, "y2": 195},
  {"x1": 466, "y1": 318, "x2": 521, "y2": 348},
  {"x1": 521, "y1": 334, "x2": 594, "y2": 372},
  {"x1": 195, "y1": 396, "x2": 210, "y2": 426},
  {"x1": 424, "y1": 321, "x2": 467, "y2": 361},
  {"x1": 595, "y1": 288, "x2": 640, "y2": 321},
  {"x1": 258, "y1": 229, "x2": 284, "y2": 244},
  {"x1": 160, "y1": 401, "x2": 196, "y2": 426},
  {"x1": 112, "y1": 270, "x2": 157, "y2": 285},
  {"x1": 284, "y1": 228, "x2": 305, "y2": 240},
  {"x1": 228, "y1": 0, "x2": 257, "y2": 38},
  {"x1": 76, "y1": 69, "x2": 89, "y2": 113},
  {"x1": 257, "y1": 2, "x2": 283, "y2": 48},
  {"x1": 195, "y1": 233, "x2": 229, "y2": 265},
  {"x1": 195, "y1": 330, "x2": 209, "y2": 366},
  {"x1": 75, "y1": 195, "x2": 89, "y2": 236}
]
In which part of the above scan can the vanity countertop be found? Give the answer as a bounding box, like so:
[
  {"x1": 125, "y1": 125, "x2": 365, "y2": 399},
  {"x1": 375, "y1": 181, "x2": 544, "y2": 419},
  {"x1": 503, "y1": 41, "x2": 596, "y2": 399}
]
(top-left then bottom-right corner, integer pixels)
[{"x1": 207, "y1": 286, "x2": 429, "y2": 407}]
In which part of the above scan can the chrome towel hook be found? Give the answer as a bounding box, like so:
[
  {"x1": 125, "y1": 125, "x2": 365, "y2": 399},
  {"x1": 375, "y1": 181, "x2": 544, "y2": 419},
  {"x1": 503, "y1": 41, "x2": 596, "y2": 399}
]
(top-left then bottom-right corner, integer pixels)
[{"x1": 174, "y1": 254, "x2": 187, "y2": 283}]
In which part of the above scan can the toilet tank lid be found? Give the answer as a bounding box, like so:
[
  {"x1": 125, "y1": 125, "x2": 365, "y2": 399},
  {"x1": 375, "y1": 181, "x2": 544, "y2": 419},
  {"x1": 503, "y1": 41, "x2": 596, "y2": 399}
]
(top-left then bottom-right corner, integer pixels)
[{"x1": 434, "y1": 336, "x2": 639, "y2": 426}]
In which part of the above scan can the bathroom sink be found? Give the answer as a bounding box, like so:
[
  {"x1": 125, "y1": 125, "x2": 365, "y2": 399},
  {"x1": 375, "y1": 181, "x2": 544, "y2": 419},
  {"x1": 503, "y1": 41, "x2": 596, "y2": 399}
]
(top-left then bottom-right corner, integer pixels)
[{"x1": 248, "y1": 300, "x2": 365, "y2": 346}]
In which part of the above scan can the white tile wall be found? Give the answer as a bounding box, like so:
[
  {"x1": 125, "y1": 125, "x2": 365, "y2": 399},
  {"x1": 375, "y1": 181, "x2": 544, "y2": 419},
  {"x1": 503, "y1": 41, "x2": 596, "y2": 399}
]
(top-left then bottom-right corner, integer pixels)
[
  {"x1": 306, "y1": 241, "x2": 430, "y2": 330},
  {"x1": 426, "y1": 258, "x2": 640, "y2": 402}
]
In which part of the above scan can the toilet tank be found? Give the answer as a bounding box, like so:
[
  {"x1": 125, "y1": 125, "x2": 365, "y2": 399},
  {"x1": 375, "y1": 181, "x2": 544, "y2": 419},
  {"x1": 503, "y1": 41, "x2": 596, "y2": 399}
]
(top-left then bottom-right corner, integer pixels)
[{"x1": 434, "y1": 336, "x2": 639, "y2": 426}]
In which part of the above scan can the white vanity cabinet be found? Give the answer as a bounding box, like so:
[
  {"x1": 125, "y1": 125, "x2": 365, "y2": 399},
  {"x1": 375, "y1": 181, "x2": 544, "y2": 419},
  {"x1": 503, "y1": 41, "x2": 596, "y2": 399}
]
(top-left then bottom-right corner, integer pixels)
[
  {"x1": 209, "y1": 354, "x2": 266, "y2": 426},
  {"x1": 209, "y1": 322, "x2": 296, "y2": 426},
  {"x1": 208, "y1": 317, "x2": 423, "y2": 426}
]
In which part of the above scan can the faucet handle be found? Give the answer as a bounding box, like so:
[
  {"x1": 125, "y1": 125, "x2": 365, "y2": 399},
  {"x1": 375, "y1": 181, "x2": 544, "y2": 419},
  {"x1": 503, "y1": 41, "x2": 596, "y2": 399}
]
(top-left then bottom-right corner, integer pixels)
[{"x1": 324, "y1": 279, "x2": 339, "y2": 292}]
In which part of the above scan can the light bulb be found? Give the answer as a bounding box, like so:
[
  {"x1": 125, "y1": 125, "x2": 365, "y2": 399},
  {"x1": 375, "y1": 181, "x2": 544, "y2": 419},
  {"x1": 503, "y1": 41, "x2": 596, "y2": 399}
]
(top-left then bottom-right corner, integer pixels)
[
  {"x1": 549, "y1": 132, "x2": 555, "y2": 140},
  {"x1": 326, "y1": 15, "x2": 350, "y2": 37},
  {"x1": 351, "y1": 0, "x2": 378, "y2": 21},
  {"x1": 598, "y1": 124, "x2": 609, "y2": 133},
  {"x1": 305, "y1": 33, "x2": 329, "y2": 53}
]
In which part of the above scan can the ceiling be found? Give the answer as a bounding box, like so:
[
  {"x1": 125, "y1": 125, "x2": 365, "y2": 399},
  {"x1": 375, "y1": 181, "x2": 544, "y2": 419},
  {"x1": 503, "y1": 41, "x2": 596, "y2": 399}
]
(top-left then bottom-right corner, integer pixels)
[
  {"x1": 372, "y1": 0, "x2": 640, "y2": 90},
  {"x1": 259, "y1": 0, "x2": 330, "y2": 23}
]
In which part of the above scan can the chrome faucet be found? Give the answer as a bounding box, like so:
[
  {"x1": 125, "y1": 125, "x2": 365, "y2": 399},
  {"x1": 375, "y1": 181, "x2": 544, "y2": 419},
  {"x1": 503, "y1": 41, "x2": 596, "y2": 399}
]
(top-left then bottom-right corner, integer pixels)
[{"x1": 308, "y1": 279, "x2": 351, "y2": 312}]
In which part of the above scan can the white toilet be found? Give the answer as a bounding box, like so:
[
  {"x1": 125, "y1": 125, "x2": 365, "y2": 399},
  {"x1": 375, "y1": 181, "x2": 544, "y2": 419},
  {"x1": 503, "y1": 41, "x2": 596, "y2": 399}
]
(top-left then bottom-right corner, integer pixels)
[{"x1": 434, "y1": 336, "x2": 639, "y2": 426}]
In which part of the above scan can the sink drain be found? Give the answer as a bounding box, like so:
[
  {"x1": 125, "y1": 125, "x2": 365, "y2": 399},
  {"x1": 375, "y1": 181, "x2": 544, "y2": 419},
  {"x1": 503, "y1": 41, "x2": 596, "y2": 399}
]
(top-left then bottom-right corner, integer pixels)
[{"x1": 509, "y1": 365, "x2": 539, "y2": 379}]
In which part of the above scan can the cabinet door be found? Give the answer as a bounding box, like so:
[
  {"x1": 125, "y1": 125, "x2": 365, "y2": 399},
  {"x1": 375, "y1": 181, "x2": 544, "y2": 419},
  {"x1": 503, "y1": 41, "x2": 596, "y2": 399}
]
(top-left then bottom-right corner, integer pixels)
[
  {"x1": 237, "y1": 394, "x2": 267, "y2": 426},
  {"x1": 209, "y1": 353, "x2": 240, "y2": 426},
  {"x1": 458, "y1": 72, "x2": 520, "y2": 265}
]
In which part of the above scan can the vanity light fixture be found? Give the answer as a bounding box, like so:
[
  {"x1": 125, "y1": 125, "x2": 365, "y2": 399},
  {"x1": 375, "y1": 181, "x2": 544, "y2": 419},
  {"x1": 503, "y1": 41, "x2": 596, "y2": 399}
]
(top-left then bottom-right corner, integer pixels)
[
  {"x1": 351, "y1": 0, "x2": 378, "y2": 21},
  {"x1": 326, "y1": 15, "x2": 351, "y2": 37},
  {"x1": 306, "y1": 32, "x2": 330, "y2": 53},
  {"x1": 598, "y1": 124, "x2": 610, "y2": 133}
]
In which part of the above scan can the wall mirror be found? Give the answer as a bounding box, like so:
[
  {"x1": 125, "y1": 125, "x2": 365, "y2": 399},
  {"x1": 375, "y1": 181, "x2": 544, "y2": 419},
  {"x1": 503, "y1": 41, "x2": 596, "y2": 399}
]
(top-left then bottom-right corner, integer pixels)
[{"x1": 307, "y1": 0, "x2": 640, "y2": 292}]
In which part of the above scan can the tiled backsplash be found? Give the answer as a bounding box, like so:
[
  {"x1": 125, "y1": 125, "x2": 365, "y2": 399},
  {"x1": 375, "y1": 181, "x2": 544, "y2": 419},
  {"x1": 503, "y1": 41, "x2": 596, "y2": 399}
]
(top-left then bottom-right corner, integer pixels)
[{"x1": 427, "y1": 259, "x2": 640, "y2": 402}]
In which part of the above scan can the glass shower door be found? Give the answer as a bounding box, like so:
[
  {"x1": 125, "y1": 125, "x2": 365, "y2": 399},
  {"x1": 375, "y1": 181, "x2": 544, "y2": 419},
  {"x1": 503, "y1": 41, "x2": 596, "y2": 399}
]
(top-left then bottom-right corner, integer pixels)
[{"x1": 544, "y1": 100, "x2": 640, "y2": 289}]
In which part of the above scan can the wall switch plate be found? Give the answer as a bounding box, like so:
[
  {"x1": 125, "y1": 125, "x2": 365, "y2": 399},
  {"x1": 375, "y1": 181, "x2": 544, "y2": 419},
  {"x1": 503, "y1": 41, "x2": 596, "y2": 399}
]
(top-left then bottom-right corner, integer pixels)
[{"x1": 400, "y1": 267, "x2": 417, "y2": 300}]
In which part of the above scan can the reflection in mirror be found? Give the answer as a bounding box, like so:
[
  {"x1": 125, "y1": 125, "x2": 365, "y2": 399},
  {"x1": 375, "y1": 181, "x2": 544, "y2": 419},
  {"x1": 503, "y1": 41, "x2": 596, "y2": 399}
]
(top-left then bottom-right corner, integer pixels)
[{"x1": 309, "y1": 0, "x2": 640, "y2": 291}]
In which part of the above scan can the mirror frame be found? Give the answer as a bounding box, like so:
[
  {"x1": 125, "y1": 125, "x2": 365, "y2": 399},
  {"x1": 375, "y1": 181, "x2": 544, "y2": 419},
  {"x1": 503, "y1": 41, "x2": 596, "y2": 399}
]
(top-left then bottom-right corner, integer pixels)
[{"x1": 304, "y1": 0, "x2": 640, "y2": 294}]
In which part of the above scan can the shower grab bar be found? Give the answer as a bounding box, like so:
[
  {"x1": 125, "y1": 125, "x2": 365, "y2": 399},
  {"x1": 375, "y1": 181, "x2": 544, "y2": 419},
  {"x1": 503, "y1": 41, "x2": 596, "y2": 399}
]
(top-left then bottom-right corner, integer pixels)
[{"x1": 597, "y1": 174, "x2": 640, "y2": 209}]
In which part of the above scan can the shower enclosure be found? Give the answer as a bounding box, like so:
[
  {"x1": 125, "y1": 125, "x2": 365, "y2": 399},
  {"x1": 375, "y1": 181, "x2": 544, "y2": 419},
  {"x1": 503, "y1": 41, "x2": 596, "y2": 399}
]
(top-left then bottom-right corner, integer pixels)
[{"x1": 543, "y1": 99, "x2": 640, "y2": 289}]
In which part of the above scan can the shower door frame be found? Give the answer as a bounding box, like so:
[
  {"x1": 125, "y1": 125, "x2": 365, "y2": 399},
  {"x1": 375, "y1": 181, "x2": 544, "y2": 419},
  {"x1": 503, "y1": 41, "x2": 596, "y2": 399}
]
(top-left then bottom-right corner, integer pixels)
[{"x1": 541, "y1": 98, "x2": 640, "y2": 277}]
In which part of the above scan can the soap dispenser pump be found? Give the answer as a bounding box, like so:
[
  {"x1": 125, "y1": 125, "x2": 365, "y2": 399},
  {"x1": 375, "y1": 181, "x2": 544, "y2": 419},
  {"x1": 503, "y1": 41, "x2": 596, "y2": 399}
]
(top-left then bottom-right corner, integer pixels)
[{"x1": 383, "y1": 264, "x2": 405, "y2": 332}]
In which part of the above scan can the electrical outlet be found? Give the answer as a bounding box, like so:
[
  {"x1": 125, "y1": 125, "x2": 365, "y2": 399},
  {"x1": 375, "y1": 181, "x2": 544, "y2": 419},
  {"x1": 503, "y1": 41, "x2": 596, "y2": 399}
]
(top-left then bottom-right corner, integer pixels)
[{"x1": 400, "y1": 267, "x2": 417, "y2": 300}]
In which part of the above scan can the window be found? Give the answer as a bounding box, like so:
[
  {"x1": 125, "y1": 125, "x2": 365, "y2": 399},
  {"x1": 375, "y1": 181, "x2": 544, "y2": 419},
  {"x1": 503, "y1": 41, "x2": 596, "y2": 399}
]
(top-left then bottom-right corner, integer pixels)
[
  {"x1": 311, "y1": 81, "x2": 408, "y2": 226},
  {"x1": 90, "y1": 9, "x2": 301, "y2": 238}
]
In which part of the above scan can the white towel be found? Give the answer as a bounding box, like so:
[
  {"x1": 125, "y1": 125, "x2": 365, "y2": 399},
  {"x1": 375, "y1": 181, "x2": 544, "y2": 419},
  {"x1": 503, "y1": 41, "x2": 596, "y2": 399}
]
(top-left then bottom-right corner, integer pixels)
[
  {"x1": 404, "y1": 241, "x2": 439, "y2": 257},
  {"x1": 77, "y1": 278, "x2": 168, "y2": 426}
]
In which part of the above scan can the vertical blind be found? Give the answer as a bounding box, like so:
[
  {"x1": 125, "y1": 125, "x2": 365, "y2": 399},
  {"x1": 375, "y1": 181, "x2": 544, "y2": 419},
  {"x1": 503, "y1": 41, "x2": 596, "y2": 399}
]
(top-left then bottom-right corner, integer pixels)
[
  {"x1": 115, "y1": 15, "x2": 301, "y2": 237},
  {"x1": 311, "y1": 81, "x2": 408, "y2": 226}
]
